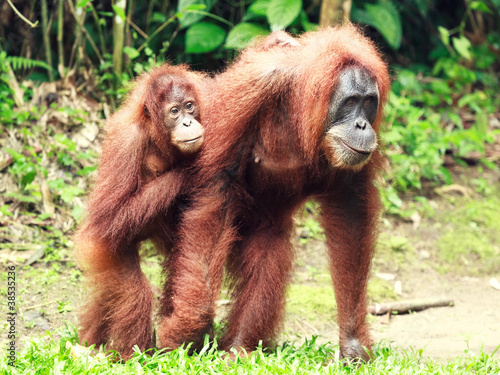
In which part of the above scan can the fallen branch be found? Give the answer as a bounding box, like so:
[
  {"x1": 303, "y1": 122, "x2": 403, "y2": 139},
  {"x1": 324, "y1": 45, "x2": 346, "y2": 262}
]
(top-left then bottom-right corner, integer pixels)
[{"x1": 369, "y1": 298, "x2": 454, "y2": 315}]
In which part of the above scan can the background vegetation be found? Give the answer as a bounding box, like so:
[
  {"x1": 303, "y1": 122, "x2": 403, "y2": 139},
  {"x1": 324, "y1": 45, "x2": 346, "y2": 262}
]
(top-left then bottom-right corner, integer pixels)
[
  {"x1": 1, "y1": 0, "x2": 499, "y2": 216},
  {"x1": 1, "y1": 0, "x2": 499, "y2": 373}
]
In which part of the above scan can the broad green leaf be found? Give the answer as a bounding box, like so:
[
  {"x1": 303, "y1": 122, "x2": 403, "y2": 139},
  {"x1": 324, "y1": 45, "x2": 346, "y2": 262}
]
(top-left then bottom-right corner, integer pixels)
[
  {"x1": 364, "y1": 0, "x2": 402, "y2": 49},
  {"x1": 438, "y1": 26, "x2": 450, "y2": 46},
  {"x1": 151, "y1": 12, "x2": 167, "y2": 23},
  {"x1": 72, "y1": 205, "x2": 84, "y2": 221},
  {"x1": 469, "y1": 1, "x2": 492, "y2": 13},
  {"x1": 350, "y1": 8, "x2": 376, "y2": 28},
  {"x1": 225, "y1": 23, "x2": 269, "y2": 50},
  {"x1": 177, "y1": 0, "x2": 216, "y2": 28},
  {"x1": 0, "y1": 205, "x2": 13, "y2": 217},
  {"x1": 430, "y1": 80, "x2": 451, "y2": 96},
  {"x1": 5, "y1": 148, "x2": 24, "y2": 162},
  {"x1": 123, "y1": 46, "x2": 140, "y2": 60},
  {"x1": 112, "y1": 5, "x2": 126, "y2": 23},
  {"x1": 185, "y1": 23, "x2": 226, "y2": 53},
  {"x1": 267, "y1": 0, "x2": 302, "y2": 32},
  {"x1": 453, "y1": 35, "x2": 472, "y2": 60},
  {"x1": 300, "y1": 11, "x2": 317, "y2": 32},
  {"x1": 184, "y1": 4, "x2": 208, "y2": 10},
  {"x1": 60, "y1": 186, "x2": 85, "y2": 203},
  {"x1": 243, "y1": 0, "x2": 271, "y2": 21},
  {"x1": 413, "y1": 0, "x2": 430, "y2": 15},
  {"x1": 21, "y1": 170, "x2": 36, "y2": 186},
  {"x1": 6, "y1": 192, "x2": 37, "y2": 204},
  {"x1": 98, "y1": 11, "x2": 113, "y2": 18},
  {"x1": 48, "y1": 178, "x2": 65, "y2": 191},
  {"x1": 76, "y1": 0, "x2": 92, "y2": 8}
]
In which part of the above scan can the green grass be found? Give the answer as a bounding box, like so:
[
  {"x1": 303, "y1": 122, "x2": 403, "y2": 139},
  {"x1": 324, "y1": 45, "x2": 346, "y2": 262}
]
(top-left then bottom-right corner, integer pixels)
[
  {"x1": 2, "y1": 326, "x2": 499, "y2": 374},
  {"x1": 287, "y1": 283, "x2": 336, "y2": 322}
]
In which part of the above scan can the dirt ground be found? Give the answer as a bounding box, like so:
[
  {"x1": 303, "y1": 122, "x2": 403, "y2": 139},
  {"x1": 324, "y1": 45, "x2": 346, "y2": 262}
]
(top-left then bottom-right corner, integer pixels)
[
  {"x1": 283, "y1": 239, "x2": 500, "y2": 361},
  {"x1": 371, "y1": 274, "x2": 500, "y2": 360}
]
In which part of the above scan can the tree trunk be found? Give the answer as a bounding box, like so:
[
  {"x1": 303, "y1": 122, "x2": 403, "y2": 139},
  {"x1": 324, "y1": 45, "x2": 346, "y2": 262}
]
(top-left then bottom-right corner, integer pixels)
[
  {"x1": 41, "y1": 0, "x2": 54, "y2": 80},
  {"x1": 319, "y1": 0, "x2": 352, "y2": 27},
  {"x1": 112, "y1": 0, "x2": 127, "y2": 76},
  {"x1": 57, "y1": 0, "x2": 64, "y2": 77}
]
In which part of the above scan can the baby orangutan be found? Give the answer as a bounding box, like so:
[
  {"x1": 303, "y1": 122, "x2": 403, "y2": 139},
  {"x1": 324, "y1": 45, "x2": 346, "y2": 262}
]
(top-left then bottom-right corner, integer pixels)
[{"x1": 76, "y1": 64, "x2": 205, "y2": 359}]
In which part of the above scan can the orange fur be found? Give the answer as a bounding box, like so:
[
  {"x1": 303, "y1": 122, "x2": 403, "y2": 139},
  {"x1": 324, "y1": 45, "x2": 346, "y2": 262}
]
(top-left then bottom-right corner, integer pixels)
[
  {"x1": 76, "y1": 64, "x2": 207, "y2": 359},
  {"x1": 170, "y1": 25, "x2": 390, "y2": 360}
]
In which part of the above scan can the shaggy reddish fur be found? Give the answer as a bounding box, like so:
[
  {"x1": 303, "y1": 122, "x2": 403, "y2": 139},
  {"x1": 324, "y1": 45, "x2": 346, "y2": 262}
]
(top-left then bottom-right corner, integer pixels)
[
  {"x1": 76, "y1": 64, "x2": 206, "y2": 359},
  {"x1": 166, "y1": 25, "x2": 390, "y2": 360}
]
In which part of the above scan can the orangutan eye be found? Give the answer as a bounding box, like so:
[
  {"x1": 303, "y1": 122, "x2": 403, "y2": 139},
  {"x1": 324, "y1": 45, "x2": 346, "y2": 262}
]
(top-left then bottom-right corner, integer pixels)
[
  {"x1": 186, "y1": 102, "x2": 193, "y2": 111},
  {"x1": 344, "y1": 96, "x2": 358, "y2": 107},
  {"x1": 364, "y1": 96, "x2": 376, "y2": 105},
  {"x1": 170, "y1": 107, "x2": 179, "y2": 115}
]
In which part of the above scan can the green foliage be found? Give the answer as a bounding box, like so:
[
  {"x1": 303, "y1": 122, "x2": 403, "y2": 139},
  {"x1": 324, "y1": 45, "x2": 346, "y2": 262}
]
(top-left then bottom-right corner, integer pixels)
[
  {"x1": 185, "y1": 22, "x2": 226, "y2": 53},
  {"x1": 6, "y1": 55, "x2": 53, "y2": 72},
  {"x1": 267, "y1": 0, "x2": 303, "y2": 32},
  {"x1": 0, "y1": 53, "x2": 19, "y2": 125},
  {"x1": 1, "y1": 0, "x2": 499, "y2": 222},
  {"x1": 1, "y1": 97, "x2": 98, "y2": 231},
  {"x1": 352, "y1": 0, "x2": 402, "y2": 49},
  {"x1": 5, "y1": 148, "x2": 40, "y2": 188},
  {"x1": 179, "y1": 0, "x2": 312, "y2": 57},
  {"x1": 381, "y1": 38, "x2": 500, "y2": 215},
  {"x1": 225, "y1": 23, "x2": 268, "y2": 50},
  {"x1": 177, "y1": 0, "x2": 217, "y2": 28}
]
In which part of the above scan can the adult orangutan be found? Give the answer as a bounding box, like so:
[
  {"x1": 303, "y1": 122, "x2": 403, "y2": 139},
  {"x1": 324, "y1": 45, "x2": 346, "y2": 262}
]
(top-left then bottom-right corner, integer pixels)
[
  {"x1": 158, "y1": 25, "x2": 390, "y2": 362},
  {"x1": 76, "y1": 64, "x2": 206, "y2": 358}
]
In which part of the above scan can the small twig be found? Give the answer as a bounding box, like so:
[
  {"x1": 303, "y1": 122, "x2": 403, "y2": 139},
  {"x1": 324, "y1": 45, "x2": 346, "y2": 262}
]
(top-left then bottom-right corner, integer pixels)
[
  {"x1": 182, "y1": 10, "x2": 233, "y2": 27},
  {"x1": 67, "y1": 0, "x2": 104, "y2": 63},
  {"x1": 68, "y1": 3, "x2": 86, "y2": 70},
  {"x1": 137, "y1": 14, "x2": 178, "y2": 52},
  {"x1": 89, "y1": 3, "x2": 107, "y2": 55},
  {"x1": 127, "y1": 16, "x2": 148, "y2": 39},
  {"x1": 5, "y1": 0, "x2": 39, "y2": 28},
  {"x1": 23, "y1": 299, "x2": 59, "y2": 311},
  {"x1": 41, "y1": 181, "x2": 55, "y2": 215},
  {"x1": 296, "y1": 317, "x2": 319, "y2": 334},
  {"x1": 369, "y1": 298, "x2": 454, "y2": 315},
  {"x1": 167, "y1": 23, "x2": 182, "y2": 51},
  {"x1": 0, "y1": 243, "x2": 44, "y2": 251},
  {"x1": 294, "y1": 318, "x2": 310, "y2": 336}
]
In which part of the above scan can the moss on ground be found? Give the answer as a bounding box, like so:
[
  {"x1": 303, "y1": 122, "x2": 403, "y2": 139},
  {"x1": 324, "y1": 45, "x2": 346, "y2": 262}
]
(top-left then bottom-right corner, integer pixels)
[{"x1": 436, "y1": 187, "x2": 500, "y2": 274}]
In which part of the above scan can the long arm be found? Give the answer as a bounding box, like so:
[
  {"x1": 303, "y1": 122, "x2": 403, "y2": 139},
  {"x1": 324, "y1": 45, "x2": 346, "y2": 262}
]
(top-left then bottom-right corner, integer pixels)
[
  {"x1": 317, "y1": 171, "x2": 381, "y2": 361},
  {"x1": 158, "y1": 179, "x2": 239, "y2": 350},
  {"x1": 101, "y1": 168, "x2": 186, "y2": 244},
  {"x1": 82, "y1": 123, "x2": 184, "y2": 247}
]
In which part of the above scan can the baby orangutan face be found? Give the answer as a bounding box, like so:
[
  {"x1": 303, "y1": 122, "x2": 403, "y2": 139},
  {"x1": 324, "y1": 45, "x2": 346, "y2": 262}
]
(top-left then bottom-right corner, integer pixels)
[{"x1": 164, "y1": 83, "x2": 204, "y2": 156}]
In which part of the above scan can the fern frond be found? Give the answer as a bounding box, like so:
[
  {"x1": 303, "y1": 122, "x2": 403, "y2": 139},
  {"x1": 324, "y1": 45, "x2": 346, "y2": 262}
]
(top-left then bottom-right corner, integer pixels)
[{"x1": 6, "y1": 56, "x2": 53, "y2": 72}]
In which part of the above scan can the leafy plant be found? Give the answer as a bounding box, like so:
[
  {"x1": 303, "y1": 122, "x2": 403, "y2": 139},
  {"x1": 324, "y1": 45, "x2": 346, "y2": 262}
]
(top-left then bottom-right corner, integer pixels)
[
  {"x1": 381, "y1": 42, "x2": 500, "y2": 215},
  {"x1": 352, "y1": 0, "x2": 402, "y2": 49},
  {"x1": 6, "y1": 55, "x2": 53, "y2": 72}
]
